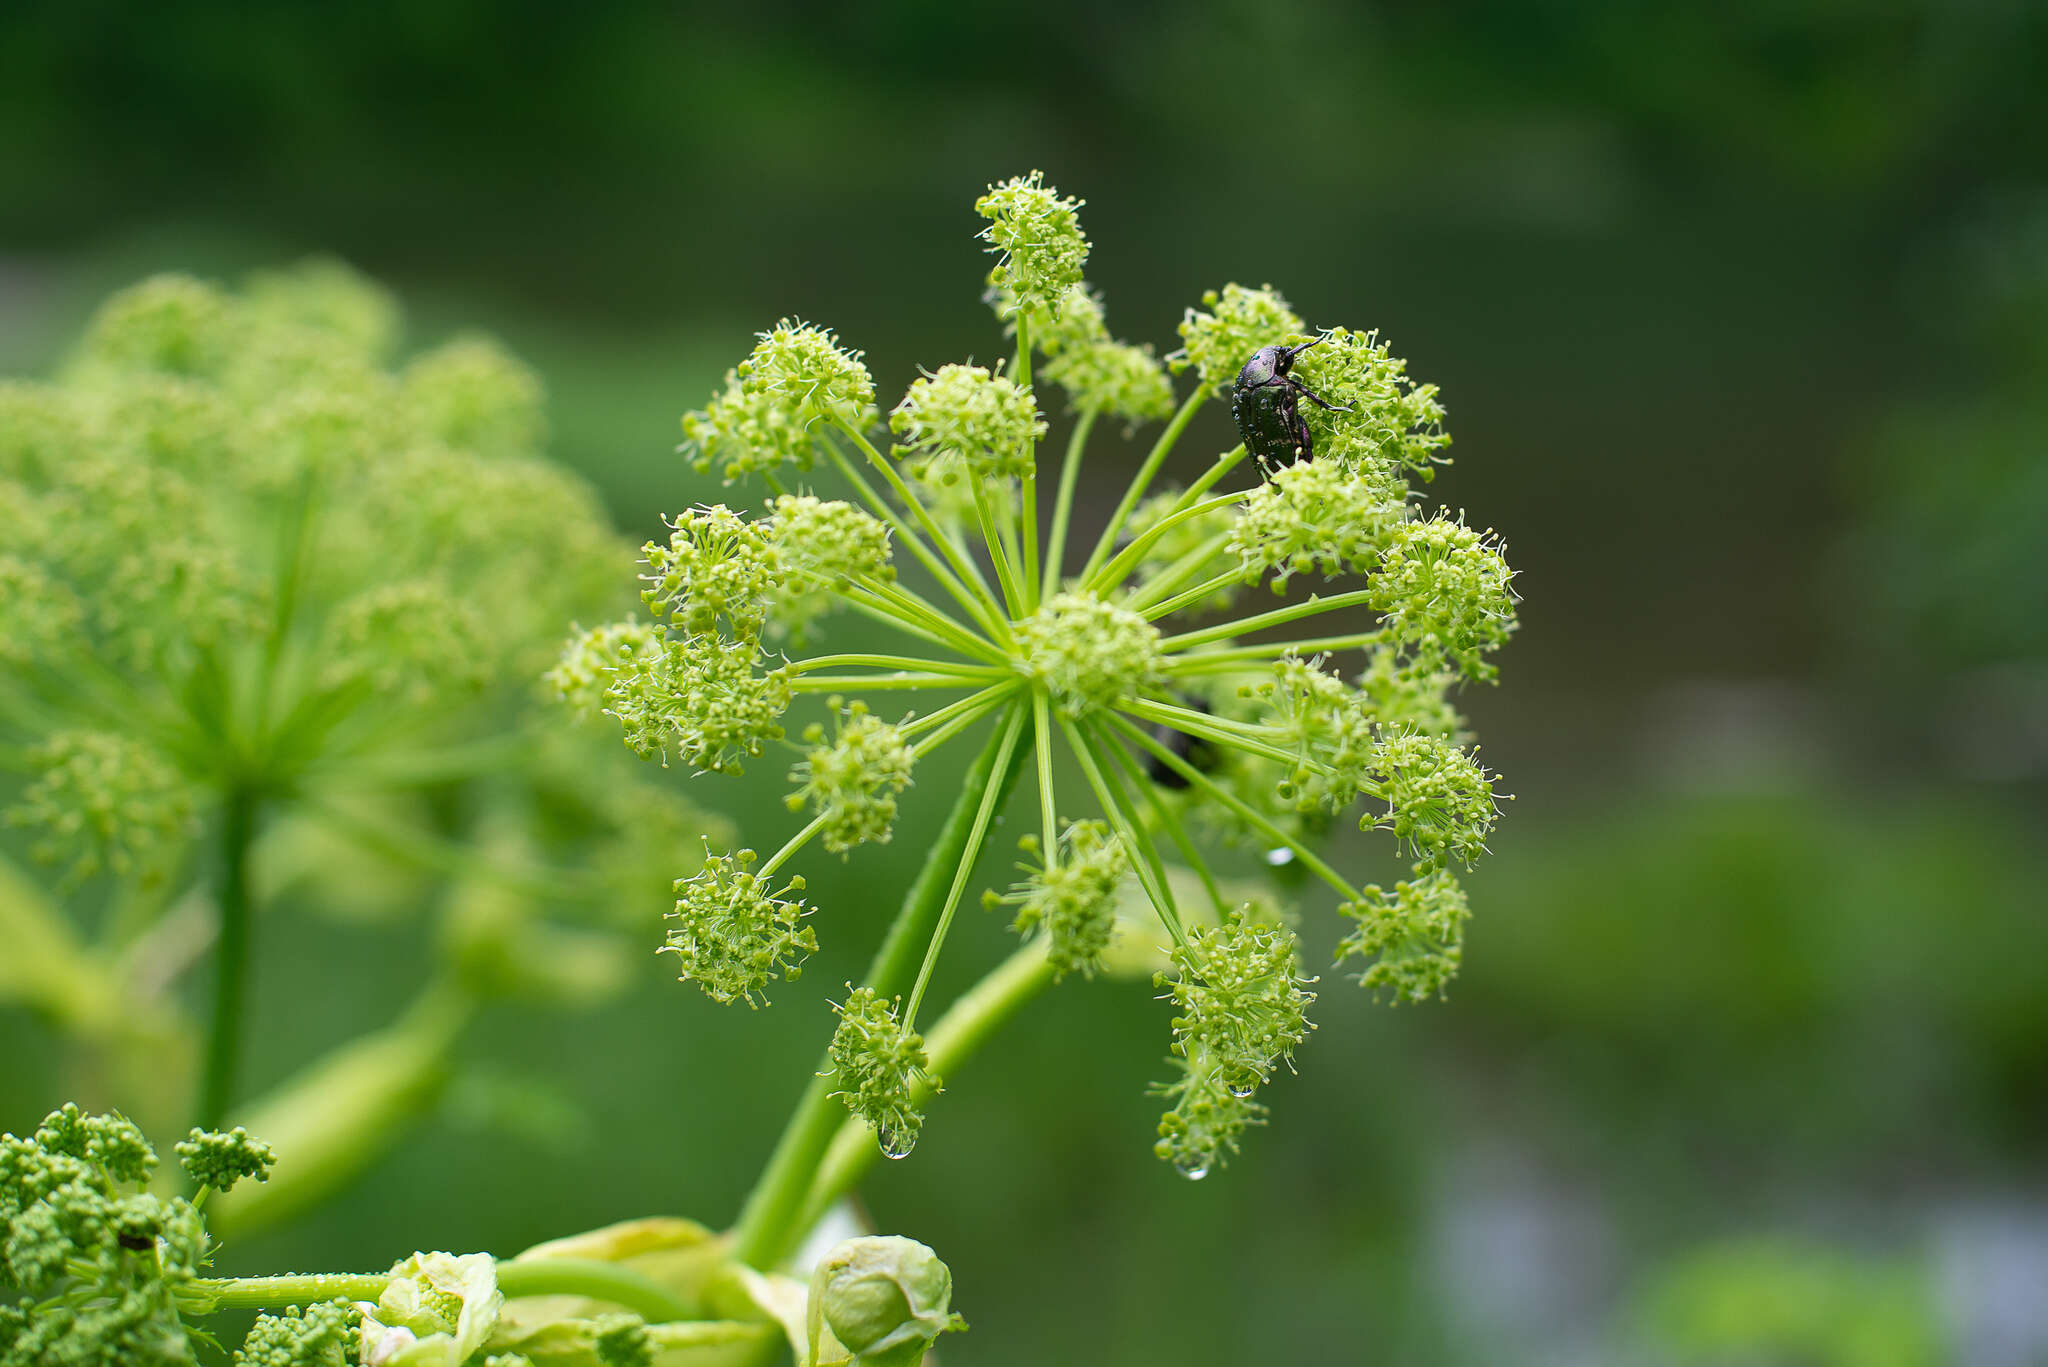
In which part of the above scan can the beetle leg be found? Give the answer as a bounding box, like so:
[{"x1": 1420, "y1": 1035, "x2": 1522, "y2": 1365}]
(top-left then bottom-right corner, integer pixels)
[{"x1": 1286, "y1": 377, "x2": 1352, "y2": 413}]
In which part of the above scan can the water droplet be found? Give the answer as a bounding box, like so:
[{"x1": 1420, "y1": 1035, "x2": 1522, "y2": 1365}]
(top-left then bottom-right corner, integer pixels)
[
  {"x1": 1264, "y1": 847, "x2": 1294, "y2": 867},
  {"x1": 1226, "y1": 1080, "x2": 1256, "y2": 1099},
  {"x1": 1173, "y1": 1154, "x2": 1211, "y2": 1181},
  {"x1": 877, "y1": 1125, "x2": 918, "y2": 1160}
]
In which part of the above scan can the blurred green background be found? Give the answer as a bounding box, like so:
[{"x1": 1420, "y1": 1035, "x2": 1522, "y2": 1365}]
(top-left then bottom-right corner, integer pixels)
[{"x1": 3, "y1": 3, "x2": 2045, "y2": 1363}]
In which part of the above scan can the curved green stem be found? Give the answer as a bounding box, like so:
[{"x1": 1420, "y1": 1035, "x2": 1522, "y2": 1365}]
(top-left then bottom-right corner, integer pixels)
[
  {"x1": 729, "y1": 717, "x2": 1031, "y2": 1271},
  {"x1": 1160, "y1": 588, "x2": 1377, "y2": 652},
  {"x1": 1086, "y1": 492, "x2": 1242, "y2": 596}
]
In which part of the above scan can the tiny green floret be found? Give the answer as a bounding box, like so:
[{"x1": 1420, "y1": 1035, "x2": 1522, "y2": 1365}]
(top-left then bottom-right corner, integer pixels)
[
  {"x1": 976, "y1": 172, "x2": 1089, "y2": 317},
  {"x1": 988, "y1": 821, "x2": 1129, "y2": 979},
  {"x1": 232, "y1": 1301, "x2": 355, "y2": 1367},
  {"x1": 1172, "y1": 284, "x2": 1305, "y2": 396},
  {"x1": 1338, "y1": 866, "x2": 1471, "y2": 1003},
  {"x1": 1154, "y1": 910, "x2": 1316, "y2": 1178},
  {"x1": 175, "y1": 1127, "x2": 276, "y2": 1195},
  {"x1": 788, "y1": 701, "x2": 918, "y2": 853},
  {"x1": 663, "y1": 850, "x2": 815, "y2": 1007},
  {"x1": 890, "y1": 364, "x2": 1046, "y2": 482},
  {"x1": 1014, "y1": 593, "x2": 1165, "y2": 717},
  {"x1": 827, "y1": 987, "x2": 938, "y2": 1159}
]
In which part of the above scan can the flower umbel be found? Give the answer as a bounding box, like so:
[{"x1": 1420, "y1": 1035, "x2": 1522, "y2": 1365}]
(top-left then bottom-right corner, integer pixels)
[{"x1": 571, "y1": 173, "x2": 1519, "y2": 1175}]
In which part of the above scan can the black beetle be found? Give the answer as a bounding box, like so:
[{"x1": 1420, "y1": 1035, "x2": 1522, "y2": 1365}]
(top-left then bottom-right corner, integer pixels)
[{"x1": 1231, "y1": 337, "x2": 1350, "y2": 468}]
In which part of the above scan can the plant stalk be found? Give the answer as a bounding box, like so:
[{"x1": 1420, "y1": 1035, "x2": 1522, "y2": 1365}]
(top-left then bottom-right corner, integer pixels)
[
  {"x1": 197, "y1": 786, "x2": 257, "y2": 1133},
  {"x1": 728, "y1": 719, "x2": 1029, "y2": 1271}
]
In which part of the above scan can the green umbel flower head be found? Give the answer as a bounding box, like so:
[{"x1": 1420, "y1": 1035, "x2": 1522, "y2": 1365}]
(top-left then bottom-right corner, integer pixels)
[{"x1": 568, "y1": 174, "x2": 1519, "y2": 1175}]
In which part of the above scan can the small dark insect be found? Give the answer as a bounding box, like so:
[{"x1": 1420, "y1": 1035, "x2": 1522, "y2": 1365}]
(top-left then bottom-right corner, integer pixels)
[
  {"x1": 117, "y1": 1232, "x2": 156, "y2": 1251},
  {"x1": 1145, "y1": 696, "x2": 1221, "y2": 789},
  {"x1": 1230, "y1": 337, "x2": 1350, "y2": 469}
]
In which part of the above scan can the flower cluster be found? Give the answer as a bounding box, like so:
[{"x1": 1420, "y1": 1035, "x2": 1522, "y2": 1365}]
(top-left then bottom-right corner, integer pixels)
[
  {"x1": 562, "y1": 173, "x2": 1519, "y2": 1176},
  {"x1": 0, "y1": 1106, "x2": 274, "y2": 1365},
  {"x1": 827, "y1": 987, "x2": 939, "y2": 1160},
  {"x1": 661, "y1": 850, "x2": 815, "y2": 1007}
]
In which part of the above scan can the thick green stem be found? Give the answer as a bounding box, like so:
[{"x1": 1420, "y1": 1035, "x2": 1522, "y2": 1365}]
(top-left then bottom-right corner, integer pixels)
[
  {"x1": 187, "y1": 1258, "x2": 694, "y2": 1323},
  {"x1": 793, "y1": 941, "x2": 1057, "y2": 1237},
  {"x1": 197, "y1": 787, "x2": 257, "y2": 1133},
  {"x1": 728, "y1": 719, "x2": 1030, "y2": 1271}
]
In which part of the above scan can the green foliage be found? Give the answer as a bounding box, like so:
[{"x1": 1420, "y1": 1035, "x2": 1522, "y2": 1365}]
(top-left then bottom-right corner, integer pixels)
[{"x1": 232, "y1": 1301, "x2": 354, "y2": 1367}]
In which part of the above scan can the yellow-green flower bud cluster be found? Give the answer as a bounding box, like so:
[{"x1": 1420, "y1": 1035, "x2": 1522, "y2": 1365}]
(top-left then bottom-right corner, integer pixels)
[
  {"x1": 682, "y1": 321, "x2": 876, "y2": 482},
  {"x1": 173, "y1": 1125, "x2": 276, "y2": 1193},
  {"x1": 1171, "y1": 284, "x2": 1305, "y2": 396},
  {"x1": 765, "y1": 494, "x2": 895, "y2": 638},
  {"x1": 988, "y1": 820, "x2": 1129, "y2": 979},
  {"x1": 1365, "y1": 728, "x2": 1501, "y2": 869},
  {"x1": 1230, "y1": 458, "x2": 1406, "y2": 588},
  {"x1": 1289, "y1": 326, "x2": 1451, "y2": 479},
  {"x1": 641, "y1": 504, "x2": 779, "y2": 642},
  {"x1": 789, "y1": 702, "x2": 917, "y2": 854},
  {"x1": 1153, "y1": 910, "x2": 1315, "y2": 1177},
  {"x1": 327, "y1": 579, "x2": 494, "y2": 705},
  {"x1": 662, "y1": 850, "x2": 815, "y2": 1007},
  {"x1": 889, "y1": 364, "x2": 1045, "y2": 482},
  {"x1": 1014, "y1": 593, "x2": 1165, "y2": 717},
  {"x1": 546, "y1": 620, "x2": 662, "y2": 720},
  {"x1": 1256, "y1": 655, "x2": 1380, "y2": 815},
  {"x1": 616, "y1": 634, "x2": 793, "y2": 775},
  {"x1": 827, "y1": 987, "x2": 937, "y2": 1159},
  {"x1": 398, "y1": 335, "x2": 547, "y2": 461},
  {"x1": 1368, "y1": 515, "x2": 1519, "y2": 681},
  {"x1": 1338, "y1": 866, "x2": 1471, "y2": 1003},
  {"x1": 4, "y1": 731, "x2": 195, "y2": 887},
  {"x1": 0, "y1": 1106, "x2": 268, "y2": 1364},
  {"x1": 976, "y1": 171, "x2": 1089, "y2": 317}
]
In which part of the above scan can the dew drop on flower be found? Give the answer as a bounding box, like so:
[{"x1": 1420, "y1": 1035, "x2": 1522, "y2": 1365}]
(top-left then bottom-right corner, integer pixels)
[
  {"x1": 1226, "y1": 1080, "x2": 1256, "y2": 1099},
  {"x1": 877, "y1": 1125, "x2": 918, "y2": 1161},
  {"x1": 1264, "y1": 847, "x2": 1295, "y2": 866},
  {"x1": 1174, "y1": 1154, "x2": 1211, "y2": 1181}
]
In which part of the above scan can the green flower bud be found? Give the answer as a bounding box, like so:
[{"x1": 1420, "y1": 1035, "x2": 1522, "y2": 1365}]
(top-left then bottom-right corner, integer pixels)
[
  {"x1": 989, "y1": 820, "x2": 1128, "y2": 979},
  {"x1": 1042, "y1": 340, "x2": 1175, "y2": 423},
  {"x1": 1365, "y1": 728, "x2": 1502, "y2": 868},
  {"x1": 807, "y1": 1235, "x2": 960, "y2": 1367},
  {"x1": 1172, "y1": 284, "x2": 1304, "y2": 397},
  {"x1": 547, "y1": 620, "x2": 662, "y2": 720},
  {"x1": 663, "y1": 850, "x2": 815, "y2": 1007},
  {"x1": 976, "y1": 171, "x2": 1088, "y2": 318},
  {"x1": 1254, "y1": 655, "x2": 1378, "y2": 814},
  {"x1": 1338, "y1": 865, "x2": 1470, "y2": 1002},
  {"x1": 826, "y1": 987, "x2": 936, "y2": 1159},
  {"x1": 766, "y1": 495, "x2": 896, "y2": 638},
  {"x1": 68, "y1": 273, "x2": 236, "y2": 380},
  {"x1": 1368, "y1": 514, "x2": 1518, "y2": 680},
  {"x1": 602, "y1": 633, "x2": 792, "y2": 775},
  {"x1": 0, "y1": 380, "x2": 88, "y2": 480},
  {"x1": 0, "y1": 555, "x2": 83, "y2": 667},
  {"x1": 889, "y1": 364, "x2": 1045, "y2": 482},
  {"x1": 241, "y1": 256, "x2": 401, "y2": 363},
  {"x1": 1290, "y1": 326, "x2": 1451, "y2": 479},
  {"x1": 1353, "y1": 642, "x2": 1468, "y2": 743},
  {"x1": 175, "y1": 1126, "x2": 276, "y2": 1194},
  {"x1": 400, "y1": 335, "x2": 547, "y2": 460},
  {"x1": 789, "y1": 702, "x2": 917, "y2": 853},
  {"x1": 682, "y1": 322, "x2": 876, "y2": 482},
  {"x1": 3, "y1": 731, "x2": 196, "y2": 887},
  {"x1": 360, "y1": 1251, "x2": 501, "y2": 1367},
  {"x1": 641, "y1": 505, "x2": 779, "y2": 643},
  {"x1": 1230, "y1": 458, "x2": 1405, "y2": 589},
  {"x1": 327, "y1": 579, "x2": 495, "y2": 706},
  {"x1": 1153, "y1": 908, "x2": 1315, "y2": 1176},
  {"x1": 1014, "y1": 592, "x2": 1165, "y2": 717}
]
